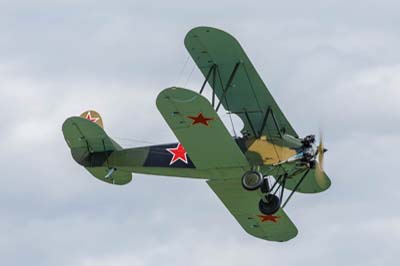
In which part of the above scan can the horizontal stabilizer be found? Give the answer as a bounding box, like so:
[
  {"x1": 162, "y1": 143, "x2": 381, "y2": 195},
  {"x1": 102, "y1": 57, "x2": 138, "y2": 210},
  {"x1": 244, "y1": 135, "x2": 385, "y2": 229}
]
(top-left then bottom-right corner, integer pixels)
[{"x1": 62, "y1": 116, "x2": 121, "y2": 154}]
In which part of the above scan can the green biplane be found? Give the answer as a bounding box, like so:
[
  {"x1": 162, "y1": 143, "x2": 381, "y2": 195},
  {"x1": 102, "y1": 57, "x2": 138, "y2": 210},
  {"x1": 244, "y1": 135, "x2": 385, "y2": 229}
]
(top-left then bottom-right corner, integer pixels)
[{"x1": 62, "y1": 26, "x2": 331, "y2": 242}]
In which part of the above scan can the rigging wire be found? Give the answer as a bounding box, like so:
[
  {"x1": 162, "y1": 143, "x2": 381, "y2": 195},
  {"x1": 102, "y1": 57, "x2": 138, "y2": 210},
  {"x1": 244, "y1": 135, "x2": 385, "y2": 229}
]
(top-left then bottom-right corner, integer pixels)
[
  {"x1": 175, "y1": 56, "x2": 190, "y2": 85},
  {"x1": 114, "y1": 136, "x2": 155, "y2": 145},
  {"x1": 184, "y1": 65, "x2": 195, "y2": 87}
]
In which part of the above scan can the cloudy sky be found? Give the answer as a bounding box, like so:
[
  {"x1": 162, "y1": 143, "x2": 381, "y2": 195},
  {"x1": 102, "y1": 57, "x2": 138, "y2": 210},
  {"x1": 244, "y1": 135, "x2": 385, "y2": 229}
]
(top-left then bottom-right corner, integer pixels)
[{"x1": 1, "y1": 1, "x2": 399, "y2": 265}]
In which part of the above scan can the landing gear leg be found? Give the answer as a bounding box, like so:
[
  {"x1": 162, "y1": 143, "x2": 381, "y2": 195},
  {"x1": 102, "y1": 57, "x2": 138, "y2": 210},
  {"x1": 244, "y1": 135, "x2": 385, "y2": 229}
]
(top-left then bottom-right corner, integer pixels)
[
  {"x1": 257, "y1": 168, "x2": 311, "y2": 215},
  {"x1": 257, "y1": 174, "x2": 287, "y2": 215},
  {"x1": 258, "y1": 175, "x2": 280, "y2": 215}
]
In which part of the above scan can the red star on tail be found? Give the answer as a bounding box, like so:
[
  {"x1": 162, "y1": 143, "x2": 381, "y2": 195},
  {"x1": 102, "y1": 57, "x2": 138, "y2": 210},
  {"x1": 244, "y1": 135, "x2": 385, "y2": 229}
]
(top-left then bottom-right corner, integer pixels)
[
  {"x1": 166, "y1": 143, "x2": 188, "y2": 165},
  {"x1": 85, "y1": 112, "x2": 99, "y2": 123},
  {"x1": 187, "y1": 113, "x2": 214, "y2": 126},
  {"x1": 257, "y1": 214, "x2": 281, "y2": 223}
]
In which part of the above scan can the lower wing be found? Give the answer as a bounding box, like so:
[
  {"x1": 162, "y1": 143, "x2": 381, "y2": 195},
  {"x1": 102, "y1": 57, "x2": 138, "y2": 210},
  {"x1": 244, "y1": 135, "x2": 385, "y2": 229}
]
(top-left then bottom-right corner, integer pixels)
[{"x1": 207, "y1": 178, "x2": 298, "y2": 242}]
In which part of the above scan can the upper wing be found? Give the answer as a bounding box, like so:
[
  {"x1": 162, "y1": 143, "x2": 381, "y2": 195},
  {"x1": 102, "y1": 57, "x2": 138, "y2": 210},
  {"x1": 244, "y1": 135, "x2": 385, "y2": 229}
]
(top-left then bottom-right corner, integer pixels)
[
  {"x1": 156, "y1": 87, "x2": 249, "y2": 174},
  {"x1": 185, "y1": 26, "x2": 298, "y2": 140},
  {"x1": 207, "y1": 178, "x2": 298, "y2": 242}
]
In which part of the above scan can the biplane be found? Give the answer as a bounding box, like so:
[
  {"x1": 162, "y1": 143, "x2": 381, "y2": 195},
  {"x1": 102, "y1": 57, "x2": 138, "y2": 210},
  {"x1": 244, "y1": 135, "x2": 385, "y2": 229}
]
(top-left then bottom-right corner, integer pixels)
[{"x1": 62, "y1": 26, "x2": 331, "y2": 242}]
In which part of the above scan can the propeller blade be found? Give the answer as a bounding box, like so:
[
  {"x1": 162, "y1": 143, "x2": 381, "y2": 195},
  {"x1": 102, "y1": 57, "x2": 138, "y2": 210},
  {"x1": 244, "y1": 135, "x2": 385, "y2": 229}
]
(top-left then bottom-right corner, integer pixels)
[
  {"x1": 315, "y1": 131, "x2": 328, "y2": 187},
  {"x1": 315, "y1": 161, "x2": 328, "y2": 187}
]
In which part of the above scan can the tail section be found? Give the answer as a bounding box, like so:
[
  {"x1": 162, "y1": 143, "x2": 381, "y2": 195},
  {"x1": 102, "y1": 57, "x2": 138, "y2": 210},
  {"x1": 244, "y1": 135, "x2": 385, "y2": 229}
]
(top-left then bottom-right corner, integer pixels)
[{"x1": 62, "y1": 110, "x2": 132, "y2": 185}]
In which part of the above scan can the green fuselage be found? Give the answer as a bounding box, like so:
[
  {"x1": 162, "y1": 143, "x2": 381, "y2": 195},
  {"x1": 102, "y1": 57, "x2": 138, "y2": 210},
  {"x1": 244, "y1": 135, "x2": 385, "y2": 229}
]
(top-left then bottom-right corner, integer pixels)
[{"x1": 78, "y1": 136, "x2": 301, "y2": 180}]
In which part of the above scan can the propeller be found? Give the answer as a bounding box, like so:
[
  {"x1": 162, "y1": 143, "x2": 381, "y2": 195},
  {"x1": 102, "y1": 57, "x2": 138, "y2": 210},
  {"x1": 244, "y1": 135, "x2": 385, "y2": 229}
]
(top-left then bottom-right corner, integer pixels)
[{"x1": 315, "y1": 131, "x2": 329, "y2": 187}]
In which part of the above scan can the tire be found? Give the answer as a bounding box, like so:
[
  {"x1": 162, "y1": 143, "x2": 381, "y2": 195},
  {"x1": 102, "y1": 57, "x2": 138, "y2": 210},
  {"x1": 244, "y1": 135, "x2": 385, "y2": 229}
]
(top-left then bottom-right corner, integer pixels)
[
  {"x1": 259, "y1": 194, "x2": 281, "y2": 215},
  {"x1": 242, "y1": 171, "x2": 263, "y2": 191}
]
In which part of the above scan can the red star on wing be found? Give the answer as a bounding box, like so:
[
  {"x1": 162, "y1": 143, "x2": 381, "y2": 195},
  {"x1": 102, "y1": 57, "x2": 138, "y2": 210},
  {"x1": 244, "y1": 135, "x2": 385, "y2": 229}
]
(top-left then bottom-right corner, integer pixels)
[
  {"x1": 166, "y1": 143, "x2": 188, "y2": 165},
  {"x1": 257, "y1": 214, "x2": 281, "y2": 223},
  {"x1": 85, "y1": 111, "x2": 99, "y2": 123},
  {"x1": 187, "y1": 113, "x2": 214, "y2": 126}
]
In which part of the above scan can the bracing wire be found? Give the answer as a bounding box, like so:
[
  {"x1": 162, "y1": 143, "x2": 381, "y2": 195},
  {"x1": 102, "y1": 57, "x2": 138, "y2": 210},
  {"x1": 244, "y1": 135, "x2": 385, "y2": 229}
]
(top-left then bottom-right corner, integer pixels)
[
  {"x1": 175, "y1": 56, "x2": 190, "y2": 85},
  {"x1": 114, "y1": 137, "x2": 155, "y2": 145},
  {"x1": 184, "y1": 65, "x2": 195, "y2": 87}
]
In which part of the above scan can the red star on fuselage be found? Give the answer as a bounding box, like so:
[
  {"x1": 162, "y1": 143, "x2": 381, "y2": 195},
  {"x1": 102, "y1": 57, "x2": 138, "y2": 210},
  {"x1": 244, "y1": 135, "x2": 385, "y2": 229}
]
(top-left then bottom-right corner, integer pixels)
[
  {"x1": 257, "y1": 214, "x2": 281, "y2": 223},
  {"x1": 166, "y1": 143, "x2": 188, "y2": 165},
  {"x1": 85, "y1": 112, "x2": 99, "y2": 123},
  {"x1": 187, "y1": 113, "x2": 214, "y2": 126}
]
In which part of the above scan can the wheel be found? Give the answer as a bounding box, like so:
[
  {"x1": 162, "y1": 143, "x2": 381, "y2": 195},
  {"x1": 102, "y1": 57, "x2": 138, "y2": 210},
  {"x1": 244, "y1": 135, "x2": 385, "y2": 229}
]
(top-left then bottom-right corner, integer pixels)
[
  {"x1": 259, "y1": 194, "x2": 281, "y2": 215},
  {"x1": 242, "y1": 171, "x2": 263, "y2": 191}
]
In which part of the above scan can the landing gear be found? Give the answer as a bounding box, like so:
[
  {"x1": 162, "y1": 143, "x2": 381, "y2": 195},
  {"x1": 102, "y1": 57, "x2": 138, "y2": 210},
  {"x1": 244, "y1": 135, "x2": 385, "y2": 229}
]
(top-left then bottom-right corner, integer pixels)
[
  {"x1": 242, "y1": 167, "x2": 312, "y2": 215},
  {"x1": 241, "y1": 171, "x2": 264, "y2": 191},
  {"x1": 259, "y1": 194, "x2": 281, "y2": 215},
  {"x1": 242, "y1": 171, "x2": 281, "y2": 214}
]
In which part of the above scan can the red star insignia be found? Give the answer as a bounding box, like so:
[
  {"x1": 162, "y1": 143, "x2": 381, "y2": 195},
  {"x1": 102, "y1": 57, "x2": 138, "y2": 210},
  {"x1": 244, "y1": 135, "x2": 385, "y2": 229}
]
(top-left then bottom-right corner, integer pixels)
[
  {"x1": 187, "y1": 113, "x2": 214, "y2": 126},
  {"x1": 257, "y1": 214, "x2": 281, "y2": 223},
  {"x1": 85, "y1": 111, "x2": 99, "y2": 123},
  {"x1": 166, "y1": 143, "x2": 188, "y2": 165}
]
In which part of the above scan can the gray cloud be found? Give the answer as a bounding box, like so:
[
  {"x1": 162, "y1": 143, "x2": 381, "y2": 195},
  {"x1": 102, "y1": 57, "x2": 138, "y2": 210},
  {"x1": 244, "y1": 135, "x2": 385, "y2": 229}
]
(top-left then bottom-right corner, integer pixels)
[{"x1": 0, "y1": 1, "x2": 399, "y2": 265}]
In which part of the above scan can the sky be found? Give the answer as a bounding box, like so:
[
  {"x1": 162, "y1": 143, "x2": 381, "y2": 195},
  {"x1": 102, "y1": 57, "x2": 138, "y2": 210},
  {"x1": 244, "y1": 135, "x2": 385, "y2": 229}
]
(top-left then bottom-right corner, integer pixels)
[{"x1": 0, "y1": 1, "x2": 399, "y2": 265}]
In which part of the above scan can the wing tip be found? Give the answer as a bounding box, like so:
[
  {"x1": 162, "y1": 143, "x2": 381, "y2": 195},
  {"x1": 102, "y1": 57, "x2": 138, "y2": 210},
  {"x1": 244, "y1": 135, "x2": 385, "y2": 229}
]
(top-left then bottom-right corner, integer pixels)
[
  {"x1": 184, "y1": 26, "x2": 237, "y2": 48},
  {"x1": 243, "y1": 225, "x2": 298, "y2": 242},
  {"x1": 156, "y1": 87, "x2": 206, "y2": 111}
]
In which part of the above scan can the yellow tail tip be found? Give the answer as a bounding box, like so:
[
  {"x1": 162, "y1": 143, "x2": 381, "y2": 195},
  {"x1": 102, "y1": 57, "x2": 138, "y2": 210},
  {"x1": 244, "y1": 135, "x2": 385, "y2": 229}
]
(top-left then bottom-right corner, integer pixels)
[{"x1": 80, "y1": 110, "x2": 104, "y2": 128}]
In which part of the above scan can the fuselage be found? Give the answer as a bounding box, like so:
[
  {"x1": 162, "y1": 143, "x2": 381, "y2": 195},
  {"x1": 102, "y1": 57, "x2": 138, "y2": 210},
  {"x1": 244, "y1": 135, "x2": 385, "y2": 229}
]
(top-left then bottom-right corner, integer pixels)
[{"x1": 91, "y1": 135, "x2": 304, "y2": 180}]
